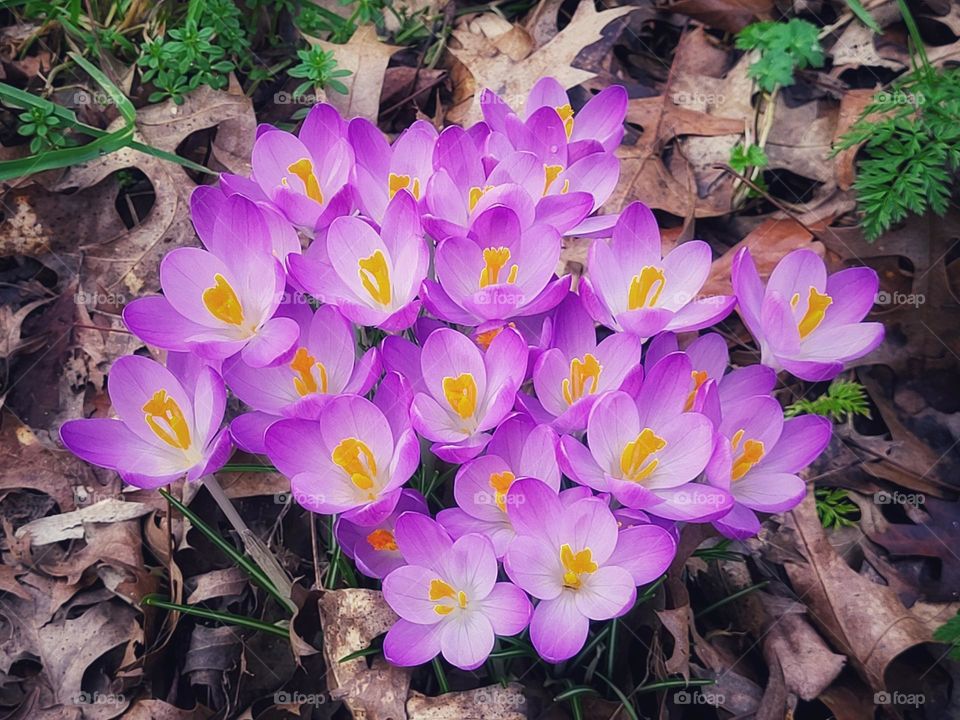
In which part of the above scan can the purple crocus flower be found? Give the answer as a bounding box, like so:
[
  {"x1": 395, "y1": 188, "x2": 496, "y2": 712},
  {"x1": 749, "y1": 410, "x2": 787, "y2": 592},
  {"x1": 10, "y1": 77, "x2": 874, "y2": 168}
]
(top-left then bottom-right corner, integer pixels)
[
  {"x1": 516, "y1": 293, "x2": 643, "y2": 432},
  {"x1": 123, "y1": 194, "x2": 297, "y2": 368},
  {"x1": 481, "y1": 77, "x2": 627, "y2": 155},
  {"x1": 225, "y1": 303, "x2": 381, "y2": 453},
  {"x1": 59, "y1": 355, "x2": 232, "y2": 488},
  {"x1": 732, "y1": 248, "x2": 884, "y2": 381},
  {"x1": 232, "y1": 104, "x2": 354, "y2": 233},
  {"x1": 503, "y1": 479, "x2": 675, "y2": 663},
  {"x1": 437, "y1": 415, "x2": 561, "y2": 556},
  {"x1": 581, "y1": 202, "x2": 736, "y2": 339},
  {"x1": 382, "y1": 513, "x2": 532, "y2": 670},
  {"x1": 411, "y1": 327, "x2": 528, "y2": 463},
  {"x1": 421, "y1": 205, "x2": 570, "y2": 327},
  {"x1": 335, "y1": 489, "x2": 429, "y2": 579},
  {"x1": 707, "y1": 395, "x2": 831, "y2": 539},
  {"x1": 560, "y1": 353, "x2": 732, "y2": 521},
  {"x1": 263, "y1": 377, "x2": 419, "y2": 525},
  {"x1": 348, "y1": 117, "x2": 437, "y2": 221},
  {"x1": 288, "y1": 191, "x2": 428, "y2": 331}
]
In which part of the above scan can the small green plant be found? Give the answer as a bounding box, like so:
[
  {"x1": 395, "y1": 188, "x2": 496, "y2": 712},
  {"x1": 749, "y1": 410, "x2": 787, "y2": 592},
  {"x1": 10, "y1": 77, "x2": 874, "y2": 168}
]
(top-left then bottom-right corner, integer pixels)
[
  {"x1": 17, "y1": 105, "x2": 70, "y2": 153},
  {"x1": 137, "y1": 20, "x2": 236, "y2": 104},
  {"x1": 288, "y1": 46, "x2": 353, "y2": 97},
  {"x1": 729, "y1": 142, "x2": 768, "y2": 196},
  {"x1": 934, "y1": 612, "x2": 960, "y2": 660},
  {"x1": 785, "y1": 380, "x2": 871, "y2": 422},
  {"x1": 815, "y1": 487, "x2": 861, "y2": 529},
  {"x1": 736, "y1": 18, "x2": 825, "y2": 92}
]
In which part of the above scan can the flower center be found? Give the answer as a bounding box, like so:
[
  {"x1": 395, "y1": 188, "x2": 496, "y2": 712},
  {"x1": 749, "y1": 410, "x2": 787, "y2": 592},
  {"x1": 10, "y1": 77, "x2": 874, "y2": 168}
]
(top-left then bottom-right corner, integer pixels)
[
  {"x1": 332, "y1": 437, "x2": 378, "y2": 497},
  {"x1": 730, "y1": 429, "x2": 765, "y2": 481},
  {"x1": 475, "y1": 323, "x2": 512, "y2": 350},
  {"x1": 479, "y1": 247, "x2": 519, "y2": 288},
  {"x1": 358, "y1": 249, "x2": 392, "y2": 307},
  {"x1": 620, "y1": 428, "x2": 667, "y2": 482},
  {"x1": 285, "y1": 157, "x2": 324, "y2": 204},
  {"x1": 365, "y1": 528, "x2": 398, "y2": 552},
  {"x1": 468, "y1": 184, "x2": 495, "y2": 212},
  {"x1": 203, "y1": 273, "x2": 245, "y2": 326},
  {"x1": 429, "y1": 578, "x2": 468, "y2": 615},
  {"x1": 627, "y1": 266, "x2": 666, "y2": 310},
  {"x1": 289, "y1": 347, "x2": 328, "y2": 397},
  {"x1": 388, "y1": 172, "x2": 421, "y2": 200},
  {"x1": 142, "y1": 390, "x2": 192, "y2": 450},
  {"x1": 488, "y1": 470, "x2": 516, "y2": 512},
  {"x1": 544, "y1": 163, "x2": 566, "y2": 194},
  {"x1": 562, "y1": 353, "x2": 602, "y2": 405},
  {"x1": 442, "y1": 373, "x2": 478, "y2": 419},
  {"x1": 560, "y1": 543, "x2": 597, "y2": 590},
  {"x1": 684, "y1": 370, "x2": 709, "y2": 411},
  {"x1": 556, "y1": 103, "x2": 574, "y2": 138},
  {"x1": 791, "y1": 286, "x2": 833, "y2": 339}
]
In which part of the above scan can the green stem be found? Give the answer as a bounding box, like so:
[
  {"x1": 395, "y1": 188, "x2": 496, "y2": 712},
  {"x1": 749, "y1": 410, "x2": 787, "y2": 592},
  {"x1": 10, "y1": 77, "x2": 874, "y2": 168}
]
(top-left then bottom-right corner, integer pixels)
[
  {"x1": 895, "y1": 0, "x2": 931, "y2": 73},
  {"x1": 432, "y1": 656, "x2": 450, "y2": 694},
  {"x1": 142, "y1": 595, "x2": 289, "y2": 638},
  {"x1": 694, "y1": 580, "x2": 769, "y2": 619}
]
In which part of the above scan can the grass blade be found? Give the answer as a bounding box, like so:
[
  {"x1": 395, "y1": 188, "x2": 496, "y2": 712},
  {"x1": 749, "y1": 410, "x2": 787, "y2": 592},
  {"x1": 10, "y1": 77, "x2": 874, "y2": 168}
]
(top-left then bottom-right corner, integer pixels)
[{"x1": 142, "y1": 594, "x2": 289, "y2": 638}]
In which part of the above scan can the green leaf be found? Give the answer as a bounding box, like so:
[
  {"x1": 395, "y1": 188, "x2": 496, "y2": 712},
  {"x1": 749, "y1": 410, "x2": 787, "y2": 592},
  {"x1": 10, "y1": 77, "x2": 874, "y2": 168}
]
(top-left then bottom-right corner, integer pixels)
[{"x1": 141, "y1": 594, "x2": 289, "y2": 637}]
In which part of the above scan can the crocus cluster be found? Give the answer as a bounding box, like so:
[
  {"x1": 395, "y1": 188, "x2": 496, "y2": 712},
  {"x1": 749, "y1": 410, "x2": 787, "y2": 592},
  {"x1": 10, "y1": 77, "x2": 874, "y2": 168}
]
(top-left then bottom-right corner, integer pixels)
[{"x1": 60, "y1": 76, "x2": 883, "y2": 669}]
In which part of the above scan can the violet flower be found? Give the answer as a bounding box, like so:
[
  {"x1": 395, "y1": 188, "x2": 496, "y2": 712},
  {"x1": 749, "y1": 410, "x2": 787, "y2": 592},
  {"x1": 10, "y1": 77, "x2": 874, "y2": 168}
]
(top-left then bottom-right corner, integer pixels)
[{"x1": 335, "y1": 489, "x2": 428, "y2": 579}]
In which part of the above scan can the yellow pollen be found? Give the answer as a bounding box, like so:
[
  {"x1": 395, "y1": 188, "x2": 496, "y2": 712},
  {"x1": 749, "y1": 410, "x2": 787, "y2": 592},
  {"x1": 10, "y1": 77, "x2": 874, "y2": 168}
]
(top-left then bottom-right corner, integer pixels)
[
  {"x1": 489, "y1": 470, "x2": 516, "y2": 512},
  {"x1": 429, "y1": 578, "x2": 467, "y2": 614},
  {"x1": 442, "y1": 373, "x2": 478, "y2": 419},
  {"x1": 562, "y1": 353, "x2": 602, "y2": 405},
  {"x1": 286, "y1": 158, "x2": 324, "y2": 204},
  {"x1": 202, "y1": 273, "x2": 244, "y2": 326},
  {"x1": 388, "y1": 172, "x2": 421, "y2": 200},
  {"x1": 556, "y1": 103, "x2": 574, "y2": 138},
  {"x1": 289, "y1": 347, "x2": 329, "y2": 397},
  {"x1": 358, "y1": 249, "x2": 392, "y2": 307},
  {"x1": 332, "y1": 438, "x2": 378, "y2": 496},
  {"x1": 475, "y1": 323, "x2": 512, "y2": 350},
  {"x1": 560, "y1": 543, "x2": 597, "y2": 589},
  {"x1": 142, "y1": 390, "x2": 192, "y2": 450},
  {"x1": 620, "y1": 428, "x2": 667, "y2": 482},
  {"x1": 479, "y1": 247, "x2": 519, "y2": 288},
  {"x1": 628, "y1": 266, "x2": 666, "y2": 310},
  {"x1": 730, "y1": 430, "x2": 764, "y2": 481},
  {"x1": 791, "y1": 286, "x2": 833, "y2": 339},
  {"x1": 544, "y1": 164, "x2": 564, "y2": 194},
  {"x1": 684, "y1": 370, "x2": 709, "y2": 411},
  {"x1": 366, "y1": 528, "x2": 398, "y2": 552},
  {"x1": 468, "y1": 185, "x2": 495, "y2": 212}
]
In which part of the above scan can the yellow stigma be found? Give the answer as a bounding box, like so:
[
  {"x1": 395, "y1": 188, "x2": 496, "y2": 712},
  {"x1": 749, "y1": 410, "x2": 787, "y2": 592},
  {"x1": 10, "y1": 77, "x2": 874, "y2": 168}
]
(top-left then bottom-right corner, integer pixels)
[
  {"x1": 202, "y1": 273, "x2": 244, "y2": 326},
  {"x1": 289, "y1": 347, "x2": 329, "y2": 397},
  {"x1": 358, "y1": 249, "x2": 392, "y2": 307},
  {"x1": 366, "y1": 528, "x2": 398, "y2": 552},
  {"x1": 562, "y1": 353, "x2": 602, "y2": 405},
  {"x1": 544, "y1": 164, "x2": 564, "y2": 194},
  {"x1": 479, "y1": 247, "x2": 519, "y2": 288},
  {"x1": 556, "y1": 103, "x2": 574, "y2": 138},
  {"x1": 429, "y1": 578, "x2": 468, "y2": 615},
  {"x1": 489, "y1": 470, "x2": 516, "y2": 513},
  {"x1": 791, "y1": 286, "x2": 833, "y2": 339},
  {"x1": 286, "y1": 157, "x2": 324, "y2": 204},
  {"x1": 332, "y1": 438, "x2": 378, "y2": 496},
  {"x1": 560, "y1": 543, "x2": 597, "y2": 590},
  {"x1": 628, "y1": 266, "x2": 666, "y2": 310},
  {"x1": 475, "y1": 324, "x2": 508, "y2": 350},
  {"x1": 730, "y1": 429, "x2": 765, "y2": 481},
  {"x1": 442, "y1": 373, "x2": 478, "y2": 419},
  {"x1": 388, "y1": 172, "x2": 421, "y2": 200},
  {"x1": 468, "y1": 184, "x2": 494, "y2": 211},
  {"x1": 620, "y1": 428, "x2": 667, "y2": 482},
  {"x1": 684, "y1": 370, "x2": 709, "y2": 411},
  {"x1": 142, "y1": 390, "x2": 192, "y2": 450}
]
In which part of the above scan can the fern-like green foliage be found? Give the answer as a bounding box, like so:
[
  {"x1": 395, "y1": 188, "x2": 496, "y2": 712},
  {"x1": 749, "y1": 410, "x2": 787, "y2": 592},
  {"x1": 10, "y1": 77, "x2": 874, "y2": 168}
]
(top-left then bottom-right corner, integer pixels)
[
  {"x1": 934, "y1": 612, "x2": 960, "y2": 660},
  {"x1": 785, "y1": 380, "x2": 871, "y2": 422},
  {"x1": 736, "y1": 19, "x2": 825, "y2": 92},
  {"x1": 815, "y1": 487, "x2": 860, "y2": 529},
  {"x1": 835, "y1": 67, "x2": 960, "y2": 241}
]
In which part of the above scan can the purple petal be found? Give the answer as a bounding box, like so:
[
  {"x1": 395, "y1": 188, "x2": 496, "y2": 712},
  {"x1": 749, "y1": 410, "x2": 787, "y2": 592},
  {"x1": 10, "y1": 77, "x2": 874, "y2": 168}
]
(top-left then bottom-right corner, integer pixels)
[
  {"x1": 529, "y1": 592, "x2": 589, "y2": 663},
  {"x1": 383, "y1": 618, "x2": 443, "y2": 667}
]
